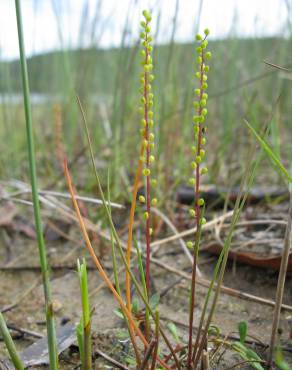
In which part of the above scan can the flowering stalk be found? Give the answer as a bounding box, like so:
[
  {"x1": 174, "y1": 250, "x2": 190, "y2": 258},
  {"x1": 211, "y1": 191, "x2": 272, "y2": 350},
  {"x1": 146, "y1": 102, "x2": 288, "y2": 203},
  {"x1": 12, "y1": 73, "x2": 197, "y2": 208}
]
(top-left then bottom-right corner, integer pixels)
[
  {"x1": 138, "y1": 10, "x2": 157, "y2": 297},
  {"x1": 186, "y1": 29, "x2": 211, "y2": 369}
]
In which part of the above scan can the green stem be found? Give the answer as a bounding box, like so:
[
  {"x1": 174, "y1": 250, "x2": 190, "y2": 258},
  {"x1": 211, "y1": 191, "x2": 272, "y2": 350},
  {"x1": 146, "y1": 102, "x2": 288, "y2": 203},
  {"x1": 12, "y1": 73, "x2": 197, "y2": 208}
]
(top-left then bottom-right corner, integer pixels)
[
  {"x1": 0, "y1": 312, "x2": 24, "y2": 370},
  {"x1": 77, "y1": 259, "x2": 92, "y2": 370},
  {"x1": 14, "y1": 1, "x2": 58, "y2": 368}
]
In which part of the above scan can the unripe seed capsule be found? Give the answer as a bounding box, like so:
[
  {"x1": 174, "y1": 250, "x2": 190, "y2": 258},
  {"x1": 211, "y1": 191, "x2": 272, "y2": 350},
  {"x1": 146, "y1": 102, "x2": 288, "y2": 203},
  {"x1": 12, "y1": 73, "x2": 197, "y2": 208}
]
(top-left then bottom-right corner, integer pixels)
[
  {"x1": 151, "y1": 198, "x2": 158, "y2": 206},
  {"x1": 201, "y1": 217, "x2": 207, "y2": 225},
  {"x1": 205, "y1": 51, "x2": 212, "y2": 59},
  {"x1": 189, "y1": 209, "x2": 196, "y2": 217},
  {"x1": 198, "y1": 198, "x2": 205, "y2": 206},
  {"x1": 143, "y1": 168, "x2": 151, "y2": 176},
  {"x1": 191, "y1": 161, "x2": 197, "y2": 169},
  {"x1": 139, "y1": 195, "x2": 146, "y2": 203},
  {"x1": 143, "y1": 211, "x2": 149, "y2": 220},
  {"x1": 186, "y1": 241, "x2": 193, "y2": 249}
]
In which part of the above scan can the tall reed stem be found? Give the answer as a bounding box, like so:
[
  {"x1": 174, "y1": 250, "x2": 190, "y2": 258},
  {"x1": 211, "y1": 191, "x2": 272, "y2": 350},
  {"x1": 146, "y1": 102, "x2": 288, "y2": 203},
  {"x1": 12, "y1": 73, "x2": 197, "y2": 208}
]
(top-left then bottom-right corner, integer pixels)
[{"x1": 14, "y1": 1, "x2": 58, "y2": 368}]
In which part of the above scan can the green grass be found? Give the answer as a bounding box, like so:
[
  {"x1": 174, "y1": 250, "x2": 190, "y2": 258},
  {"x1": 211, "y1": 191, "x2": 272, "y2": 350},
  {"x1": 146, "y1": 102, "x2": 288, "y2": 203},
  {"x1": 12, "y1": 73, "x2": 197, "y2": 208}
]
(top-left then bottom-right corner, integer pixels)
[{"x1": 0, "y1": 37, "x2": 291, "y2": 196}]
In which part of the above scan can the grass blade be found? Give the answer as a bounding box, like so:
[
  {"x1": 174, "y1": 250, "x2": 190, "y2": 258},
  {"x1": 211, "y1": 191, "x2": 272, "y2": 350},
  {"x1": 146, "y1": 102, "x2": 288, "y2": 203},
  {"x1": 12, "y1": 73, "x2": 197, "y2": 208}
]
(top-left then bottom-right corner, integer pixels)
[
  {"x1": 244, "y1": 120, "x2": 292, "y2": 183},
  {"x1": 14, "y1": 0, "x2": 58, "y2": 368},
  {"x1": 0, "y1": 313, "x2": 24, "y2": 370}
]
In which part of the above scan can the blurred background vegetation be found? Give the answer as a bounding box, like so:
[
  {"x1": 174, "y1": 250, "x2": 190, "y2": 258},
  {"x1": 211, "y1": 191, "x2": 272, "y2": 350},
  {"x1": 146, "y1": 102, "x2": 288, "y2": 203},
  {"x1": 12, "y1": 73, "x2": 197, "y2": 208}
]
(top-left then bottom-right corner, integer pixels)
[{"x1": 0, "y1": 0, "x2": 291, "y2": 201}]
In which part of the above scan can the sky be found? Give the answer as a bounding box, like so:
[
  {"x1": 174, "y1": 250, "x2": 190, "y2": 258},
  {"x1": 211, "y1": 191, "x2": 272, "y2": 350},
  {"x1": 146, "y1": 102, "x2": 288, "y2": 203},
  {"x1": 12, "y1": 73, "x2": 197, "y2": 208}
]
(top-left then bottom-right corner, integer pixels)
[{"x1": 0, "y1": 0, "x2": 290, "y2": 60}]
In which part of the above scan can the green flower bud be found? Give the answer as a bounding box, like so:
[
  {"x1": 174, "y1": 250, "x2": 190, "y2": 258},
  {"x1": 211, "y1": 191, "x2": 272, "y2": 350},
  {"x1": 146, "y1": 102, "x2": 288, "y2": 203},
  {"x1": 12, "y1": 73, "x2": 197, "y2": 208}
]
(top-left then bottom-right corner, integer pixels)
[
  {"x1": 196, "y1": 34, "x2": 202, "y2": 41},
  {"x1": 141, "y1": 96, "x2": 146, "y2": 104},
  {"x1": 202, "y1": 82, "x2": 208, "y2": 90},
  {"x1": 149, "y1": 155, "x2": 155, "y2": 163},
  {"x1": 201, "y1": 137, "x2": 206, "y2": 145},
  {"x1": 201, "y1": 167, "x2": 208, "y2": 175},
  {"x1": 139, "y1": 195, "x2": 146, "y2": 203},
  {"x1": 149, "y1": 133, "x2": 155, "y2": 141},
  {"x1": 204, "y1": 65, "x2": 210, "y2": 72},
  {"x1": 151, "y1": 198, "x2": 158, "y2": 206},
  {"x1": 186, "y1": 241, "x2": 193, "y2": 249},
  {"x1": 200, "y1": 149, "x2": 205, "y2": 158},
  {"x1": 200, "y1": 99, "x2": 207, "y2": 106},
  {"x1": 142, "y1": 10, "x2": 152, "y2": 22},
  {"x1": 193, "y1": 101, "x2": 200, "y2": 109},
  {"x1": 151, "y1": 179, "x2": 157, "y2": 187},
  {"x1": 197, "y1": 56, "x2": 202, "y2": 64},
  {"x1": 193, "y1": 116, "x2": 201, "y2": 123},
  {"x1": 195, "y1": 71, "x2": 200, "y2": 79},
  {"x1": 149, "y1": 119, "x2": 154, "y2": 127},
  {"x1": 140, "y1": 21, "x2": 146, "y2": 28},
  {"x1": 205, "y1": 51, "x2": 212, "y2": 60},
  {"x1": 141, "y1": 119, "x2": 146, "y2": 126},
  {"x1": 198, "y1": 198, "x2": 205, "y2": 206},
  {"x1": 140, "y1": 49, "x2": 146, "y2": 56},
  {"x1": 189, "y1": 209, "x2": 196, "y2": 217},
  {"x1": 188, "y1": 178, "x2": 196, "y2": 186},
  {"x1": 201, "y1": 217, "x2": 207, "y2": 225},
  {"x1": 204, "y1": 28, "x2": 210, "y2": 36},
  {"x1": 202, "y1": 92, "x2": 208, "y2": 99},
  {"x1": 149, "y1": 93, "x2": 154, "y2": 99},
  {"x1": 202, "y1": 74, "x2": 208, "y2": 81},
  {"x1": 148, "y1": 111, "x2": 154, "y2": 118},
  {"x1": 194, "y1": 125, "x2": 200, "y2": 135},
  {"x1": 201, "y1": 40, "x2": 208, "y2": 49},
  {"x1": 143, "y1": 168, "x2": 151, "y2": 176},
  {"x1": 191, "y1": 145, "x2": 197, "y2": 153},
  {"x1": 196, "y1": 155, "x2": 202, "y2": 164},
  {"x1": 149, "y1": 74, "x2": 155, "y2": 81},
  {"x1": 138, "y1": 107, "x2": 144, "y2": 115},
  {"x1": 202, "y1": 108, "x2": 208, "y2": 116},
  {"x1": 143, "y1": 211, "x2": 149, "y2": 220},
  {"x1": 194, "y1": 88, "x2": 200, "y2": 95},
  {"x1": 196, "y1": 46, "x2": 202, "y2": 53},
  {"x1": 148, "y1": 45, "x2": 153, "y2": 52},
  {"x1": 143, "y1": 139, "x2": 148, "y2": 147},
  {"x1": 145, "y1": 26, "x2": 151, "y2": 33},
  {"x1": 191, "y1": 161, "x2": 197, "y2": 169}
]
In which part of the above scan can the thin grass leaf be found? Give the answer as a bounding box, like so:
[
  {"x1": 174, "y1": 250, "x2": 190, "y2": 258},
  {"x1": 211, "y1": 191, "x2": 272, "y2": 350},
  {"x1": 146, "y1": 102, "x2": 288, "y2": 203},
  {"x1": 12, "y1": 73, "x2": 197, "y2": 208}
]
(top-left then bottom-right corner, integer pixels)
[
  {"x1": 244, "y1": 120, "x2": 292, "y2": 183},
  {"x1": 0, "y1": 312, "x2": 24, "y2": 370},
  {"x1": 14, "y1": 0, "x2": 58, "y2": 368}
]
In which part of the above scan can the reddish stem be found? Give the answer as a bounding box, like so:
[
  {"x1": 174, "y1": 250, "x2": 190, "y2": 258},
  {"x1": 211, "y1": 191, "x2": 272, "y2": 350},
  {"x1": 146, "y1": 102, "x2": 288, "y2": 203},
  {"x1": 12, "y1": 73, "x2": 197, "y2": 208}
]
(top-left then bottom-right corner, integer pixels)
[{"x1": 187, "y1": 45, "x2": 205, "y2": 370}]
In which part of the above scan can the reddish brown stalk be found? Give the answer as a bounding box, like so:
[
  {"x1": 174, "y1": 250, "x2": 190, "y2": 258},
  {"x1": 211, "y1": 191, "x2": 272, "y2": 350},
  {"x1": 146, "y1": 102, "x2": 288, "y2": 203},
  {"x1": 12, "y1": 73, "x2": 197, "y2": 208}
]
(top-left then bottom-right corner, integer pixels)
[
  {"x1": 144, "y1": 30, "x2": 151, "y2": 297},
  {"x1": 64, "y1": 160, "x2": 170, "y2": 370},
  {"x1": 125, "y1": 143, "x2": 144, "y2": 314},
  {"x1": 187, "y1": 45, "x2": 205, "y2": 370}
]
